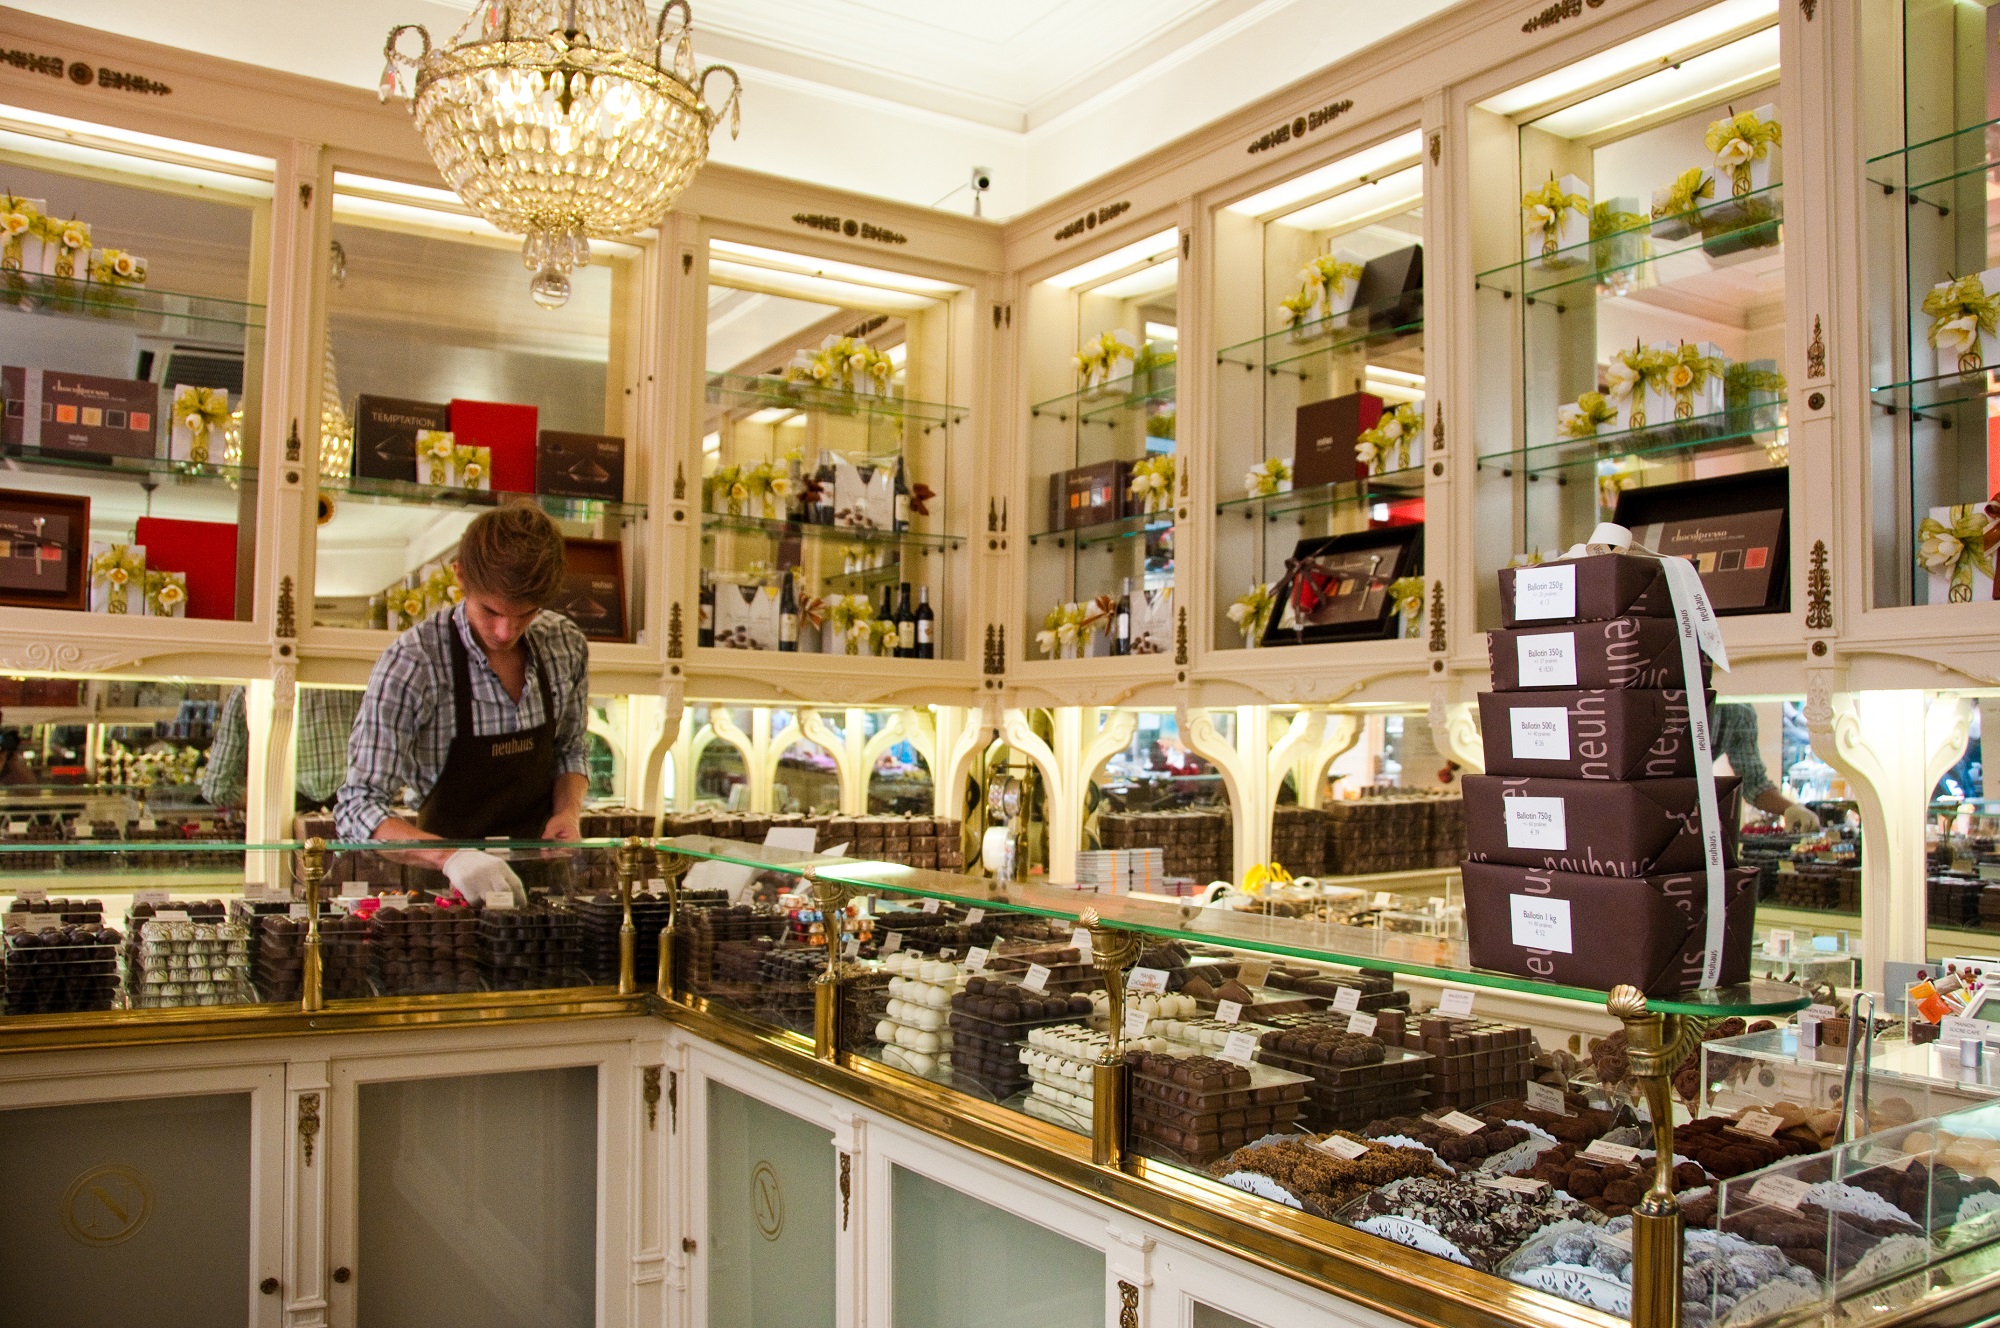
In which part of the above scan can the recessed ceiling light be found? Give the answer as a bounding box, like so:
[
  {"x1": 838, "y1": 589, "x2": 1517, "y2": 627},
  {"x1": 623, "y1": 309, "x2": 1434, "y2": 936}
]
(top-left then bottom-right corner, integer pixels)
[
  {"x1": 1529, "y1": 28, "x2": 1778, "y2": 139},
  {"x1": 1477, "y1": 0, "x2": 1778, "y2": 118},
  {"x1": 1225, "y1": 130, "x2": 1424, "y2": 218},
  {"x1": 710, "y1": 239, "x2": 961, "y2": 297},
  {"x1": 1044, "y1": 227, "x2": 1178, "y2": 289}
]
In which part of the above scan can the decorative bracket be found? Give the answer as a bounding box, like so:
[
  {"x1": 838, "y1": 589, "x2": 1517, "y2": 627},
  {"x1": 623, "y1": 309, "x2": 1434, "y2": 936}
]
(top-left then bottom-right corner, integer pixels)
[
  {"x1": 297, "y1": 1092, "x2": 321, "y2": 1167},
  {"x1": 643, "y1": 1066, "x2": 662, "y2": 1131}
]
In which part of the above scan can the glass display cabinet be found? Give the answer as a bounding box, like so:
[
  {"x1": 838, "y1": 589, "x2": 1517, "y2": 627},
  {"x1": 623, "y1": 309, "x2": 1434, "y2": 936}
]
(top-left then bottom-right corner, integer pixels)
[
  {"x1": 1865, "y1": 0, "x2": 2000, "y2": 614},
  {"x1": 1210, "y1": 129, "x2": 1429, "y2": 656},
  {"x1": 1023, "y1": 225, "x2": 1181, "y2": 664},
  {"x1": 1470, "y1": 3, "x2": 1790, "y2": 630},
  {"x1": 308, "y1": 171, "x2": 652, "y2": 648},
  {"x1": 698, "y1": 239, "x2": 970, "y2": 664},
  {"x1": 0, "y1": 103, "x2": 273, "y2": 632}
]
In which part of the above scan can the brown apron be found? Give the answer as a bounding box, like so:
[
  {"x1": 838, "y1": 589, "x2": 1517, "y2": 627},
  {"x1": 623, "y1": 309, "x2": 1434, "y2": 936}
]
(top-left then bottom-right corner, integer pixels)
[{"x1": 416, "y1": 618, "x2": 558, "y2": 842}]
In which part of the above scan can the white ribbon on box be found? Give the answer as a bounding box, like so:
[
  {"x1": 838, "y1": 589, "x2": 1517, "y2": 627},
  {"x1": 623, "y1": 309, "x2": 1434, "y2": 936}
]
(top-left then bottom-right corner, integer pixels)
[{"x1": 1568, "y1": 521, "x2": 1732, "y2": 987}]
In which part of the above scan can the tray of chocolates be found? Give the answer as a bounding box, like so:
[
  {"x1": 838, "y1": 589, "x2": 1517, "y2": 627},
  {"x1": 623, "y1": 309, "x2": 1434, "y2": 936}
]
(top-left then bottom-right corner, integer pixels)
[
  {"x1": 126, "y1": 916, "x2": 252, "y2": 1008},
  {"x1": 374, "y1": 903, "x2": 483, "y2": 995},
  {"x1": 1254, "y1": 1028, "x2": 1432, "y2": 1131},
  {"x1": 1390, "y1": 1013, "x2": 1537, "y2": 1110},
  {"x1": 574, "y1": 890, "x2": 673, "y2": 985},
  {"x1": 3, "y1": 922, "x2": 122, "y2": 1014},
  {"x1": 1211, "y1": 1132, "x2": 1451, "y2": 1220},
  {"x1": 1360, "y1": 1113, "x2": 1535, "y2": 1168},
  {"x1": 9, "y1": 896, "x2": 105, "y2": 926},
  {"x1": 1340, "y1": 1175, "x2": 1596, "y2": 1272},
  {"x1": 1125, "y1": 1049, "x2": 1312, "y2": 1165},
  {"x1": 478, "y1": 903, "x2": 582, "y2": 991},
  {"x1": 1476, "y1": 1092, "x2": 1622, "y2": 1146},
  {"x1": 252, "y1": 913, "x2": 372, "y2": 1001},
  {"x1": 981, "y1": 945, "x2": 1095, "y2": 994},
  {"x1": 948, "y1": 976, "x2": 1094, "y2": 1097},
  {"x1": 1670, "y1": 1114, "x2": 1814, "y2": 1180},
  {"x1": 1514, "y1": 1141, "x2": 1709, "y2": 1218}
]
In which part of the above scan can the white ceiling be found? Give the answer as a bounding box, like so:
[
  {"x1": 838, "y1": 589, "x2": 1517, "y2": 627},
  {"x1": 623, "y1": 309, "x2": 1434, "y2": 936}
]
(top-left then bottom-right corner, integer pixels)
[{"x1": 9, "y1": 0, "x2": 1461, "y2": 217}]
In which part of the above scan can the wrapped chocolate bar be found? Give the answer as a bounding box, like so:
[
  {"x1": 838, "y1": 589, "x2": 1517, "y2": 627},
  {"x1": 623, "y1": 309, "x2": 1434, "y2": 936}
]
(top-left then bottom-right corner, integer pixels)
[
  {"x1": 1461, "y1": 861, "x2": 1758, "y2": 995},
  {"x1": 1498, "y1": 553, "x2": 1671, "y2": 626},
  {"x1": 1487, "y1": 617, "x2": 1707, "y2": 691},
  {"x1": 1463, "y1": 774, "x2": 1742, "y2": 876},
  {"x1": 1477, "y1": 688, "x2": 1707, "y2": 780}
]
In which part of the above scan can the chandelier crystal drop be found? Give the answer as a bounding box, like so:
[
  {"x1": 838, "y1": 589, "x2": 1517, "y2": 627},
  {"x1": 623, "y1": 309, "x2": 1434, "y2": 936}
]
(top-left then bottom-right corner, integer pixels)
[{"x1": 380, "y1": 0, "x2": 740, "y2": 308}]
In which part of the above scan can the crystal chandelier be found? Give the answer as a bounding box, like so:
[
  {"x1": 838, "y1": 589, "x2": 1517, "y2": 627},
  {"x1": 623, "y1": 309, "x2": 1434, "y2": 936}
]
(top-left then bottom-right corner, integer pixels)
[{"x1": 380, "y1": 0, "x2": 740, "y2": 309}]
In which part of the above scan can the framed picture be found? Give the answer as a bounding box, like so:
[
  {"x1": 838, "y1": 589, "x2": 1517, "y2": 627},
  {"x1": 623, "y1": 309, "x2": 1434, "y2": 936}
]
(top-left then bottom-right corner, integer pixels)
[
  {"x1": 552, "y1": 537, "x2": 628, "y2": 642},
  {"x1": 1263, "y1": 523, "x2": 1423, "y2": 646},
  {"x1": 0, "y1": 488, "x2": 89, "y2": 611},
  {"x1": 1612, "y1": 468, "x2": 1789, "y2": 615}
]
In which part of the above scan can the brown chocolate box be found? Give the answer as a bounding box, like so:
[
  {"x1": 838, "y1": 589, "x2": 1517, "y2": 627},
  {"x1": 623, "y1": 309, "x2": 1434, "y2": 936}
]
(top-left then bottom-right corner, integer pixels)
[
  {"x1": 1487, "y1": 617, "x2": 1708, "y2": 692},
  {"x1": 1477, "y1": 688, "x2": 1711, "y2": 780},
  {"x1": 1046, "y1": 460, "x2": 1132, "y2": 531},
  {"x1": 3, "y1": 366, "x2": 161, "y2": 461},
  {"x1": 1499, "y1": 552, "x2": 1672, "y2": 627},
  {"x1": 1463, "y1": 773, "x2": 1741, "y2": 876},
  {"x1": 536, "y1": 430, "x2": 626, "y2": 500},
  {"x1": 1462, "y1": 860, "x2": 1758, "y2": 996}
]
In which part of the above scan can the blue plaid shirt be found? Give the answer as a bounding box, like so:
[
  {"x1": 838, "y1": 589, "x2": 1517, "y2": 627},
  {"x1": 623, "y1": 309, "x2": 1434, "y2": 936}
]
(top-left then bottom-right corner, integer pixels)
[{"x1": 333, "y1": 605, "x2": 590, "y2": 840}]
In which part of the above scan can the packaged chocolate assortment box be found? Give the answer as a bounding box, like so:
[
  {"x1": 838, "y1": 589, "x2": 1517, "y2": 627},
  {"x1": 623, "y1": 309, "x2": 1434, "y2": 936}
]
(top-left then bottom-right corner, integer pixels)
[
  {"x1": 1498, "y1": 553, "x2": 1672, "y2": 627},
  {"x1": 1476, "y1": 688, "x2": 1707, "y2": 781},
  {"x1": 1462, "y1": 861, "x2": 1758, "y2": 995},
  {"x1": 1462, "y1": 773, "x2": 1742, "y2": 876},
  {"x1": 1486, "y1": 617, "x2": 1708, "y2": 692}
]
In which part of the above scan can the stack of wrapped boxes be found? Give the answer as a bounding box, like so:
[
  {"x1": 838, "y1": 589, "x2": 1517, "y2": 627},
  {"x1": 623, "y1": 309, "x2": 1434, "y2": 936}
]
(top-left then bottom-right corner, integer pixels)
[
  {"x1": 1098, "y1": 810, "x2": 1230, "y2": 884},
  {"x1": 1460, "y1": 549, "x2": 1757, "y2": 995}
]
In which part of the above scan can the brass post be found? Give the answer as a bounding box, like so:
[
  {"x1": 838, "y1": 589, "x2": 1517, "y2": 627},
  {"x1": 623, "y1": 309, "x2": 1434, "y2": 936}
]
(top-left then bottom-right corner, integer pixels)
[
  {"x1": 301, "y1": 837, "x2": 326, "y2": 1014},
  {"x1": 1609, "y1": 984, "x2": 1691, "y2": 1328},
  {"x1": 652, "y1": 844, "x2": 691, "y2": 1001},
  {"x1": 1082, "y1": 908, "x2": 1143, "y2": 1169},
  {"x1": 808, "y1": 869, "x2": 854, "y2": 1063},
  {"x1": 617, "y1": 836, "x2": 642, "y2": 996}
]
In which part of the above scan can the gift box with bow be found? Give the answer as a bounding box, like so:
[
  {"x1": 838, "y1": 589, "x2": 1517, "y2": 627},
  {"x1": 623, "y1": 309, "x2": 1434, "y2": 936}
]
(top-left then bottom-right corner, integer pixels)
[
  {"x1": 90, "y1": 542, "x2": 145, "y2": 614},
  {"x1": 170, "y1": 385, "x2": 233, "y2": 466},
  {"x1": 1649, "y1": 340, "x2": 1727, "y2": 424},
  {"x1": 416, "y1": 429, "x2": 457, "y2": 486},
  {"x1": 1922, "y1": 270, "x2": 2000, "y2": 380},
  {"x1": 1523, "y1": 174, "x2": 1591, "y2": 271},
  {"x1": 1919, "y1": 501, "x2": 1999, "y2": 604},
  {"x1": 37, "y1": 215, "x2": 89, "y2": 281},
  {"x1": 1650, "y1": 168, "x2": 1713, "y2": 241},
  {"x1": 0, "y1": 195, "x2": 45, "y2": 276},
  {"x1": 143, "y1": 569, "x2": 187, "y2": 618}
]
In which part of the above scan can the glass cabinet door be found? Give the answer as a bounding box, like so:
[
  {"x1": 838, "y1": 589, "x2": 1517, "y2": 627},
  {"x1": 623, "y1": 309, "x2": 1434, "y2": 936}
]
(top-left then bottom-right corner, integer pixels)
[
  {"x1": 0, "y1": 105, "x2": 273, "y2": 625},
  {"x1": 1025, "y1": 227, "x2": 1180, "y2": 662},
  {"x1": 705, "y1": 1081, "x2": 836, "y2": 1328},
  {"x1": 700, "y1": 240, "x2": 968, "y2": 662},
  {"x1": 889, "y1": 1165, "x2": 1104, "y2": 1328},
  {"x1": 1867, "y1": 0, "x2": 2000, "y2": 610},
  {"x1": 311, "y1": 172, "x2": 649, "y2": 645},
  {"x1": 1471, "y1": 5, "x2": 1789, "y2": 627},
  {"x1": 1210, "y1": 130, "x2": 1428, "y2": 654}
]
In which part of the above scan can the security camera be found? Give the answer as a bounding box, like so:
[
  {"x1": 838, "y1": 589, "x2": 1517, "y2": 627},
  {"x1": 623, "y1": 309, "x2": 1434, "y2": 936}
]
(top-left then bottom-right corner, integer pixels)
[{"x1": 970, "y1": 166, "x2": 992, "y2": 216}]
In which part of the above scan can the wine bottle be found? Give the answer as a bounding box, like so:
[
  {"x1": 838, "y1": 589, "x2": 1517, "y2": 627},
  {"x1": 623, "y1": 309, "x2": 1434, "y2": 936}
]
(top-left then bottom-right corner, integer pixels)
[
  {"x1": 893, "y1": 456, "x2": 911, "y2": 533},
  {"x1": 914, "y1": 585, "x2": 935, "y2": 660},
  {"x1": 778, "y1": 571, "x2": 799, "y2": 652},
  {"x1": 896, "y1": 581, "x2": 915, "y2": 658},
  {"x1": 814, "y1": 449, "x2": 836, "y2": 525},
  {"x1": 1113, "y1": 577, "x2": 1132, "y2": 656},
  {"x1": 697, "y1": 570, "x2": 715, "y2": 648},
  {"x1": 879, "y1": 584, "x2": 898, "y2": 655}
]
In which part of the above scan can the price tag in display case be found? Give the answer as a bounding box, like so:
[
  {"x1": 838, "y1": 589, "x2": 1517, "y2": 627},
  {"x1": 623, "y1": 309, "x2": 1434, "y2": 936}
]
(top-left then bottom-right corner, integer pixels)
[
  {"x1": 1123, "y1": 1007, "x2": 1151, "y2": 1039},
  {"x1": 1069, "y1": 927, "x2": 1093, "y2": 962},
  {"x1": 155, "y1": 910, "x2": 189, "y2": 923},
  {"x1": 1215, "y1": 1000, "x2": 1244, "y2": 1025},
  {"x1": 964, "y1": 947, "x2": 989, "y2": 973},
  {"x1": 1732, "y1": 1111, "x2": 1785, "y2": 1139},
  {"x1": 1332, "y1": 986, "x2": 1361, "y2": 1014},
  {"x1": 1479, "y1": 1176, "x2": 1549, "y2": 1197},
  {"x1": 289, "y1": 903, "x2": 311, "y2": 920},
  {"x1": 1438, "y1": 989, "x2": 1476, "y2": 1018},
  {"x1": 1128, "y1": 967, "x2": 1168, "y2": 994},
  {"x1": 1525, "y1": 1082, "x2": 1569, "y2": 1116},
  {"x1": 1438, "y1": 1111, "x2": 1487, "y2": 1136},
  {"x1": 1346, "y1": 1012, "x2": 1378, "y2": 1037},
  {"x1": 1580, "y1": 1140, "x2": 1642, "y2": 1165},
  {"x1": 880, "y1": 932, "x2": 903, "y2": 956},
  {"x1": 1219, "y1": 1031, "x2": 1258, "y2": 1065},
  {"x1": 1749, "y1": 1174, "x2": 1812, "y2": 1212},
  {"x1": 1236, "y1": 959, "x2": 1272, "y2": 988},
  {"x1": 484, "y1": 890, "x2": 515, "y2": 910},
  {"x1": 1319, "y1": 1135, "x2": 1371, "y2": 1160},
  {"x1": 1023, "y1": 964, "x2": 1051, "y2": 993},
  {"x1": 965, "y1": 909, "x2": 984, "y2": 926},
  {"x1": 921, "y1": 898, "x2": 940, "y2": 914}
]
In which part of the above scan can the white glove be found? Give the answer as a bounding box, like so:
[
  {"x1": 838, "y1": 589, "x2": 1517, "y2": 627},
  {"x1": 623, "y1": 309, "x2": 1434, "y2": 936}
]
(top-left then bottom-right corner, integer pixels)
[
  {"x1": 442, "y1": 848, "x2": 525, "y2": 908},
  {"x1": 1780, "y1": 802, "x2": 1820, "y2": 833}
]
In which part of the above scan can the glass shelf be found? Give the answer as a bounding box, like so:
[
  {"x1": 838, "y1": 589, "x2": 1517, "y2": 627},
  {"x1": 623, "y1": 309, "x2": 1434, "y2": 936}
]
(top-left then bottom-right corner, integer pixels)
[
  {"x1": 705, "y1": 371, "x2": 965, "y2": 431},
  {"x1": 3, "y1": 442, "x2": 254, "y2": 489},
  {"x1": 1865, "y1": 114, "x2": 2000, "y2": 204},
  {"x1": 1868, "y1": 368, "x2": 2000, "y2": 416},
  {"x1": 1482, "y1": 400, "x2": 1787, "y2": 479},
  {"x1": 1474, "y1": 184, "x2": 1784, "y2": 301},
  {"x1": 1030, "y1": 362, "x2": 1179, "y2": 423},
  {"x1": 1028, "y1": 510, "x2": 1173, "y2": 549},
  {"x1": 1216, "y1": 309, "x2": 1423, "y2": 375},
  {"x1": 322, "y1": 475, "x2": 646, "y2": 523},
  {"x1": 1215, "y1": 467, "x2": 1426, "y2": 522},
  {"x1": 708, "y1": 852, "x2": 1812, "y2": 1019},
  {"x1": 0, "y1": 270, "x2": 265, "y2": 337},
  {"x1": 702, "y1": 511, "x2": 963, "y2": 551}
]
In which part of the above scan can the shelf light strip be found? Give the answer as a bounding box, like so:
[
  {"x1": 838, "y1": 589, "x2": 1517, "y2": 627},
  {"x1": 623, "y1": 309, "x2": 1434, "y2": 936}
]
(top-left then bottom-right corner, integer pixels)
[
  {"x1": 1475, "y1": 0, "x2": 1778, "y2": 118},
  {"x1": 709, "y1": 238, "x2": 962, "y2": 298},
  {"x1": 1224, "y1": 129, "x2": 1425, "y2": 220},
  {"x1": 0, "y1": 102, "x2": 273, "y2": 176},
  {"x1": 0, "y1": 128, "x2": 271, "y2": 198},
  {"x1": 332, "y1": 173, "x2": 646, "y2": 259},
  {"x1": 1043, "y1": 227, "x2": 1179, "y2": 290}
]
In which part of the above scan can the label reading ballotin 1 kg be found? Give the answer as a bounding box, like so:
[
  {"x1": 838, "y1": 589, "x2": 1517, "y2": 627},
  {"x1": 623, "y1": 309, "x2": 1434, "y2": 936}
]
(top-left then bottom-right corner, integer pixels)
[
  {"x1": 1516, "y1": 631, "x2": 1579, "y2": 687},
  {"x1": 1509, "y1": 893, "x2": 1574, "y2": 953}
]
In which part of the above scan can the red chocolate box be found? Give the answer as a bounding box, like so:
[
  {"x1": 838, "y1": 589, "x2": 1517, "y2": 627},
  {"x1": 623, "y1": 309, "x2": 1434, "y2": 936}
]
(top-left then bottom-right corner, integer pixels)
[
  {"x1": 1477, "y1": 688, "x2": 1711, "y2": 780},
  {"x1": 1499, "y1": 552, "x2": 1673, "y2": 627},
  {"x1": 1463, "y1": 773, "x2": 1741, "y2": 877},
  {"x1": 1487, "y1": 617, "x2": 1709, "y2": 692},
  {"x1": 1463, "y1": 859, "x2": 1758, "y2": 996}
]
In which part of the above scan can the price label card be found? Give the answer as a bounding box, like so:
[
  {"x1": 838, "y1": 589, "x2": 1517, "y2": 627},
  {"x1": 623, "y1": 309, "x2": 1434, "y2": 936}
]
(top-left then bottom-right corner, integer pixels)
[
  {"x1": 1511, "y1": 564, "x2": 1577, "y2": 621},
  {"x1": 5, "y1": 821, "x2": 27, "y2": 835},
  {"x1": 1732, "y1": 1111, "x2": 1785, "y2": 1138},
  {"x1": 340, "y1": 882, "x2": 367, "y2": 899},
  {"x1": 1128, "y1": 967, "x2": 1169, "y2": 994},
  {"x1": 1331, "y1": 986, "x2": 1361, "y2": 1014},
  {"x1": 1942, "y1": 1015, "x2": 1989, "y2": 1047},
  {"x1": 1023, "y1": 963, "x2": 1051, "y2": 993},
  {"x1": 1749, "y1": 1174, "x2": 1813, "y2": 1212},
  {"x1": 1601, "y1": 1227, "x2": 1635, "y2": 1254},
  {"x1": 1525, "y1": 1082, "x2": 1570, "y2": 1116},
  {"x1": 1123, "y1": 1007, "x2": 1151, "y2": 1039},
  {"x1": 1346, "y1": 1012, "x2": 1378, "y2": 1037},
  {"x1": 1372, "y1": 892, "x2": 1396, "y2": 908},
  {"x1": 1516, "y1": 631, "x2": 1579, "y2": 687},
  {"x1": 1070, "y1": 927, "x2": 1094, "y2": 962},
  {"x1": 965, "y1": 909, "x2": 984, "y2": 926},
  {"x1": 1438, "y1": 1110, "x2": 1488, "y2": 1136},
  {"x1": 880, "y1": 932, "x2": 903, "y2": 955},
  {"x1": 843, "y1": 937, "x2": 861, "y2": 958},
  {"x1": 484, "y1": 890, "x2": 515, "y2": 910},
  {"x1": 921, "y1": 898, "x2": 940, "y2": 914},
  {"x1": 379, "y1": 894, "x2": 412, "y2": 911},
  {"x1": 1767, "y1": 929, "x2": 1794, "y2": 958},
  {"x1": 288, "y1": 903, "x2": 310, "y2": 920},
  {"x1": 1236, "y1": 960, "x2": 1271, "y2": 988},
  {"x1": 70, "y1": 821, "x2": 92, "y2": 838},
  {"x1": 1580, "y1": 1140, "x2": 1642, "y2": 1165},
  {"x1": 1438, "y1": 989, "x2": 1476, "y2": 1019},
  {"x1": 1509, "y1": 706, "x2": 1572, "y2": 762},
  {"x1": 1804, "y1": 1003, "x2": 1838, "y2": 1023},
  {"x1": 1503, "y1": 797, "x2": 1568, "y2": 851},
  {"x1": 1479, "y1": 1175, "x2": 1549, "y2": 1197},
  {"x1": 1219, "y1": 1030, "x2": 1258, "y2": 1065},
  {"x1": 155, "y1": 909, "x2": 189, "y2": 922},
  {"x1": 964, "y1": 946, "x2": 989, "y2": 972},
  {"x1": 136, "y1": 816, "x2": 157, "y2": 832},
  {"x1": 1862, "y1": 1147, "x2": 1919, "y2": 1172},
  {"x1": 16, "y1": 887, "x2": 47, "y2": 904},
  {"x1": 133, "y1": 889, "x2": 170, "y2": 906},
  {"x1": 1215, "y1": 999, "x2": 1244, "y2": 1025},
  {"x1": 1318, "y1": 1135, "x2": 1371, "y2": 1160},
  {"x1": 21, "y1": 913, "x2": 61, "y2": 932}
]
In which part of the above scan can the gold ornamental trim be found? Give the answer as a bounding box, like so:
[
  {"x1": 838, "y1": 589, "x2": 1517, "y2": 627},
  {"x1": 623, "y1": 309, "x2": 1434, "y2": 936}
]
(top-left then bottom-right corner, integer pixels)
[{"x1": 298, "y1": 1091, "x2": 321, "y2": 1167}]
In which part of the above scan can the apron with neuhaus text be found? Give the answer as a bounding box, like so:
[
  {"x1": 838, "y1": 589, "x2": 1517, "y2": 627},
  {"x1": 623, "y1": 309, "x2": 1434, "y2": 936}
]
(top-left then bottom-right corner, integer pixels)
[{"x1": 416, "y1": 619, "x2": 558, "y2": 842}]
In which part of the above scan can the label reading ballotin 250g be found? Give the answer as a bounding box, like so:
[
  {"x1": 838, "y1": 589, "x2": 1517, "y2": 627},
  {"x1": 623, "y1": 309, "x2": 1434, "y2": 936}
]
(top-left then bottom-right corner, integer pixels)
[{"x1": 1511, "y1": 564, "x2": 1577, "y2": 621}]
